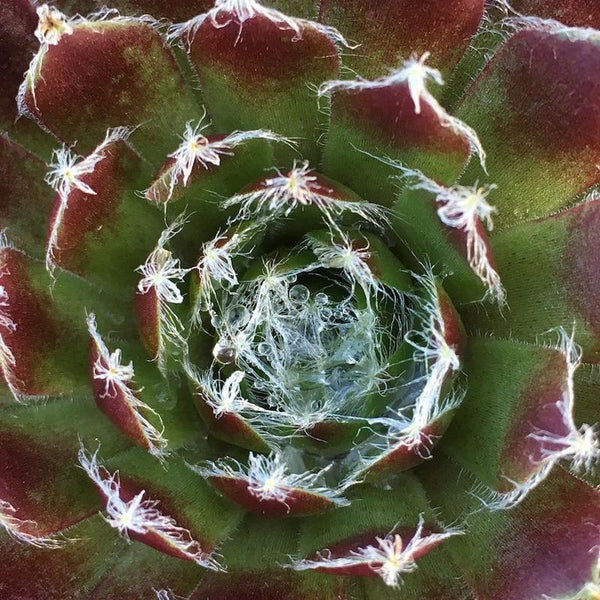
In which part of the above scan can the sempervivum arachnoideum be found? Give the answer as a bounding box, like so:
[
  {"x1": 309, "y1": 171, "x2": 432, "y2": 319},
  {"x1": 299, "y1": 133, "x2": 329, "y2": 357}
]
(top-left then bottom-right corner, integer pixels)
[{"x1": 1, "y1": 1, "x2": 600, "y2": 599}]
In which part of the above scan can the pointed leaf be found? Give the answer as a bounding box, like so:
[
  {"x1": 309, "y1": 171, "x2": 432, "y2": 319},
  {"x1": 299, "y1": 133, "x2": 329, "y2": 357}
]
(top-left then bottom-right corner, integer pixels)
[
  {"x1": 393, "y1": 185, "x2": 501, "y2": 305},
  {"x1": 20, "y1": 13, "x2": 200, "y2": 167},
  {"x1": 173, "y1": 5, "x2": 342, "y2": 163},
  {"x1": 457, "y1": 29, "x2": 600, "y2": 228},
  {"x1": 188, "y1": 375, "x2": 272, "y2": 454},
  {"x1": 573, "y1": 364, "x2": 600, "y2": 487},
  {"x1": 205, "y1": 471, "x2": 341, "y2": 518},
  {"x1": 0, "y1": 135, "x2": 54, "y2": 258},
  {"x1": 146, "y1": 132, "x2": 286, "y2": 259},
  {"x1": 465, "y1": 198, "x2": 600, "y2": 362},
  {"x1": 318, "y1": 0, "x2": 484, "y2": 78},
  {"x1": 440, "y1": 337, "x2": 594, "y2": 505},
  {"x1": 0, "y1": 245, "x2": 129, "y2": 399},
  {"x1": 81, "y1": 446, "x2": 243, "y2": 565},
  {"x1": 88, "y1": 315, "x2": 201, "y2": 455},
  {"x1": 322, "y1": 78, "x2": 471, "y2": 207},
  {"x1": 295, "y1": 477, "x2": 464, "y2": 592},
  {"x1": 46, "y1": 131, "x2": 164, "y2": 294}
]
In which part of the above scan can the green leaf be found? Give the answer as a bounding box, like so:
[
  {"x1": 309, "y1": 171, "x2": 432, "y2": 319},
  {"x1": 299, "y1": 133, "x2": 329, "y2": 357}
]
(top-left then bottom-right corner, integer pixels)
[
  {"x1": 464, "y1": 198, "x2": 600, "y2": 362},
  {"x1": 318, "y1": 0, "x2": 484, "y2": 79},
  {"x1": 421, "y1": 456, "x2": 600, "y2": 600},
  {"x1": 45, "y1": 130, "x2": 164, "y2": 295},
  {"x1": 20, "y1": 15, "x2": 201, "y2": 167},
  {"x1": 0, "y1": 246, "x2": 130, "y2": 400},
  {"x1": 322, "y1": 78, "x2": 471, "y2": 208},
  {"x1": 173, "y1": 7, "x2": 343, "y2": 164},
  {"x1": 83, "y1": 445, "x2": 243, "y2": 564},
  {"x1": 0, "y1": 135, "x2": 54, "y2": 258},
  {"x1": 440, "y1": 336, "x2": 590, "y2": 502},
  {"x1": 457, "y1": 29, "x2": 600, "y2": 228}
]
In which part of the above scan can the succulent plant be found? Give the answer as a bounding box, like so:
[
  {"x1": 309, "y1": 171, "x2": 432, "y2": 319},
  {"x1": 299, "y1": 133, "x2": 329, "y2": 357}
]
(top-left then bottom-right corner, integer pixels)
[{"x1": 1, "y1": 0, "x2": 600, "y2": 598}]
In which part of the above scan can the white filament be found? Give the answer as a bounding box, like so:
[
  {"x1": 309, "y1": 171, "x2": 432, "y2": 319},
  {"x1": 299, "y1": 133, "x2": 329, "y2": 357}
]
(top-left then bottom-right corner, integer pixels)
[
  {"x1": 194, "y1": 452, "x2": 347, "y2": 508},
  {"x1": 79, "y1": 446, "x2": 221, "y2": 569},
  {"x1": 292, "y1": 515, "x2": 462, "y2": 589},
  {"x1": 152, "y1": 115, "x2": 294, "y2": 204},
  {"x1": 0, "y1": 499, "x2": 64, "y2": 548},
  {"x1": 320, "y1": 53, "x2": 487, "y2": 170},
  {"x1": 87, "y1": 314, "x2": 168, "y2": 457},
  {"x1": 224, "y1": 160, "x2": 388, "y2": 233},
  {"x1": 169, "y1": 0, "x2": 355, "y2": 48}
]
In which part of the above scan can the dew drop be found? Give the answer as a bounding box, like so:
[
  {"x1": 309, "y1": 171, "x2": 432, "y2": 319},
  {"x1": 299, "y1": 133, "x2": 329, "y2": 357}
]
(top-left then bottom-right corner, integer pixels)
[
  {"x1": 321, "y1": 308, "x2": 333, "y2": 320},
  {"x1": 257, "y1": 342, "x2": 272, "y2": 356},
  {"x1": 289, "y1": 284, "x2": 310, "y2": 304},
  {"x1": 213, "y1": 339, "x2": 236, "y2": 364},
  {"x1": 226, "y1": 304, "x2": 249, "y2": 326},
  {"x1": 314, "y1": 292, "x2": 329, "y2": 306}
]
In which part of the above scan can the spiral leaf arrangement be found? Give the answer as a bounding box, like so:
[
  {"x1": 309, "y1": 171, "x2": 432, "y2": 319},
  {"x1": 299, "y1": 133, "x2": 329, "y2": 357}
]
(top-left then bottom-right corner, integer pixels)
[{"x1": 1, "y1": 1, "x2": 600, "y2": 599}]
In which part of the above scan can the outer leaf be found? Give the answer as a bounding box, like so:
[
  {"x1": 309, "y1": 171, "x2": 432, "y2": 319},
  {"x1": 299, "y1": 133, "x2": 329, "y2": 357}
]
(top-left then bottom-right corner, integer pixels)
[
  {"x1": 0, "y1": 135, "x2": 54, "y2": 258},
  {"x1": 175, "y1": 7, "x2": 341, "y2": 163},
  {"x1": 20, "y1": 15, "x2": 201, "y2": 167},
  {"x1": 266, "y1": 0, "x2": 318, "y2": 18},
  {"x1": 0, "y1": 515, "x2": 126, "y2": 600},
  {"x1": 295, "y1": 477, "x2": 465, "y2": 594},
  {"x1": 89, "y1": 321, "x2": 201, "y2": 454},
  {"x1": 86, "y1": 446, "x2": 243, "y2": 563},
  {"x1": 0, "y1": 246, "x2": 126, "y2": 399},
  {"x1": 464, "y1": 198, "x2": 600, "y2": 362},
  {"x1": 457, "y1": 29, "x2": 600, "y2": 228},
  {"x1": 420, "y1": 457, "x2": 600, "y2": 600},
  {"x1": 46, "y1": 132, "x2": 163, "y2": 294},
  {"x1": 320, "y1": 75, "x2": 498, "y2": 304},
  {"x1": 393, "y1": 186, "x2": 499, "y2": 305},
  {"x1": 54, "y1": 0, "x2": 318, "y2": 20},
  {"x1": 0, "y1": 0, "x2": 54, "y2": 156},
  {"x1": 511, "y1": 0, "x2": 600, "y2": 27},
  {"x1": 322, "y1": 80, "x2": 471, "y2": 206},
  {"x1": 207, "y1": 476, "x2": 340, "y2": 517},
  {"x1": 440, "y1": 337, "x2": 586, "y2": 498},
  {"x1": 318, "y1": 0, "x2": 484, "y2": 78}
]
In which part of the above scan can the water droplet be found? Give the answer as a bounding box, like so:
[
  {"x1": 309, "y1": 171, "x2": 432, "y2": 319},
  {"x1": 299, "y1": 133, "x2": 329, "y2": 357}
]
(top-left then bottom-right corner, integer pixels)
[
  {"x1": 213, "y1": 339, "x2": 236, "y2": 364},
  {"x1": 289, "y1": 284, "x2": 310, "y2": 304},
  {"x1": 226, "y1": 304, "x2": 249, "y2": 326},
  {"x1": 314, "y1": 292, "x2": 329, "y2": 305},
  {"x1": 257, "y1": 342, "x2": 272, "y2": 356}
]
